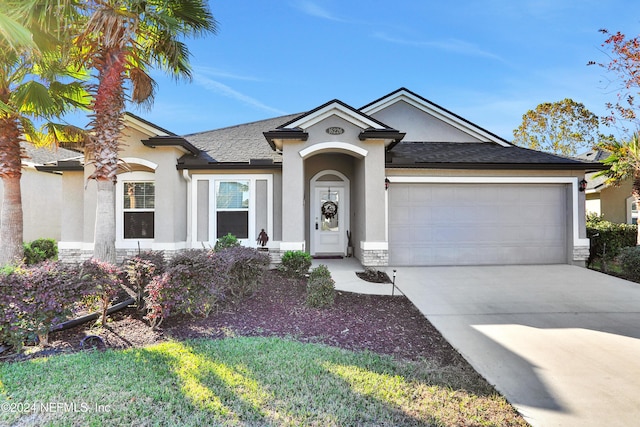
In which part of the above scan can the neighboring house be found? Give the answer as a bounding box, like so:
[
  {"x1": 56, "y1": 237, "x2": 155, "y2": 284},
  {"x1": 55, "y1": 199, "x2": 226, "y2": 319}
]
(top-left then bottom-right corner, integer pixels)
[
  {"x1": 579, "y1": 149, "x2": 638, "y2": 225},
  {"x1": 23, "y1": 88, "x2": 603, "y2": 266},
  {"x1": 0, "y1": 144, "x2": 82, "y2": 242}
]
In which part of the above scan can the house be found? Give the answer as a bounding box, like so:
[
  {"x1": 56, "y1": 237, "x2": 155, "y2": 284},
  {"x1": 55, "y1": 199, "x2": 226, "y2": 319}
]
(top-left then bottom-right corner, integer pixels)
[
  {"x1": 580, "y1": 149, "x2": 638, "y2": 225},
  {"x1": 0, "y1": 144, "x2": 82, "y2": 243},
  {"x1": 27, "y1": 88, "x2": 604, "y2": 266}
]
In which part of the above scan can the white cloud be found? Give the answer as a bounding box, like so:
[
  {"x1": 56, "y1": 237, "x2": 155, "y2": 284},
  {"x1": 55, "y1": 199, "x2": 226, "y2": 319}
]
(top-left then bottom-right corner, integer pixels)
[
  {"x1": 193, "y1": 66, "x2": 262, "y2": 82},
  {"x1": 373, "y1": 32, "x2": 508, "y2": 63},
  {"x1": 293, "y1": 0, "x2": 345, "y2": 22},
  {"x1": 193, "y1": 75, "x2": 287, "y2": 116}
]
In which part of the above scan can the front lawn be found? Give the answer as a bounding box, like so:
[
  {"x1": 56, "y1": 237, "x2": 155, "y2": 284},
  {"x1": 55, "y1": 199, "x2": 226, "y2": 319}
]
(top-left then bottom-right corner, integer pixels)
[{"x1": 0, "y1": 337, "x2": 527, "y2": 426}]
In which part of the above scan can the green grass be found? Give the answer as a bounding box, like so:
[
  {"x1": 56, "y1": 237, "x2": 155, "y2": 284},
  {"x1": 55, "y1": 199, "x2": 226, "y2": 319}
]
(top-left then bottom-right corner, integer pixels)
[{"x1": 0, "y1": 337, "x2": 527, "y2": 426}]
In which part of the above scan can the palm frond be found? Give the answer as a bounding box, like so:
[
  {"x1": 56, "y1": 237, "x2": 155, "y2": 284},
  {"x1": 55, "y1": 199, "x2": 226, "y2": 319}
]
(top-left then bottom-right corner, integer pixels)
[
  {"x1": 12, "y1": 80, "x2": 59, "y2": 117},
  {"x1": 19, "y1": 116, "x2": 42, "y2": 145},
  {"x1": 40, "y1": 122, "x2": 89, "y2": 146},
  {"x1": 49, "y1": 80, "x2": 92, "y2": 110},
  {"x1": 128, "y1": 67, "x2": 156, "y2": 105},
  {"x1": 0, "y1": 10, "x2": 37, "y2": 52},
  {"x1": 595, "y1": 134, "x2": 640, "y2": 185},
  {"x1": 0, "y1": 99, "x2": 15, "y2": 115}
]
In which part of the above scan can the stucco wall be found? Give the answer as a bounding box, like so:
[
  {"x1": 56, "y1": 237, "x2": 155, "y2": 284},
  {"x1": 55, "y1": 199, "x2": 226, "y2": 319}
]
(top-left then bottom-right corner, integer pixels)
[
  {"x1": 304, "y1": 153, "x2": 355, "y2": 252},
  {"x1": 3, "y1": 167, "x2": 64, "y2": 242},
  {"x1": 600, "y1": 180, "x2": 633, "y2": 223},
  {"x1": 586, "y1": 193, "x2": 601, "y2": 216},
  {"x1": 288, "y1": 115, "x2": 389, "y2": 259},
  {"x1": 369, "y1": 100, "x2": 483, "y2": 142},
  {"x1": 61, "y1": 170, "x2": 84, "y2": 243}
]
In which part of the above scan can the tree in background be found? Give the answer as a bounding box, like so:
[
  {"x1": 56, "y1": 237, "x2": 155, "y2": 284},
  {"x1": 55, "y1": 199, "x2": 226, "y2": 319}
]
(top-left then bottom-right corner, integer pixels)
[
  {"x1": 512, "y1": 98, "x2": 601, "y2": 156},
  {"x1": 0, "y1": 1, "x2": 88, "y2": 265},
  {"x1": 590, "y1": 29, "x2": 640, "y2": 134},
  {"x1": 590, "y1": 29, "x2": 640, "y2": 245},
  {"x1": 74, "y1": 0, "x2": 217, "y2": 263},
  {"x1": 597, "y1": 134, "x2": 640, "y2": 245}
]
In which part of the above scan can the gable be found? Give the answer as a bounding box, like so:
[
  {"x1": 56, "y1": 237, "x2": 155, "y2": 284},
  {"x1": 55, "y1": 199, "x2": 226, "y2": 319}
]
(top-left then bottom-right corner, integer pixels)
[
  {"x1": 265, "y1": 100, "x2": 404, "y2": 152},
  {"x1": 282, "y1": 100, "x2": 388, "y2": 131},
  {"x1": 369, "y1": 100, "x2": 482, "y2": 143},
  {"x1": 361, "y1": 88, "x2": 511, "y2": 146}
]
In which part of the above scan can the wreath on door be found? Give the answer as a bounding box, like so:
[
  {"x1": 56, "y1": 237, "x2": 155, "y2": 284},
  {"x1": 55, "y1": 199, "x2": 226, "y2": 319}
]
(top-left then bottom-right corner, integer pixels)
[{"x1": 321, "y1": 201, "x2": 338, "y2": 219}]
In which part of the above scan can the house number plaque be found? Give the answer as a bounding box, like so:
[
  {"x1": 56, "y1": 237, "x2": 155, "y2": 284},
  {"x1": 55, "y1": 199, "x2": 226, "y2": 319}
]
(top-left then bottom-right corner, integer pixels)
[{"x1": 326, "y1": 127, "x2": 344, "y2": 135}]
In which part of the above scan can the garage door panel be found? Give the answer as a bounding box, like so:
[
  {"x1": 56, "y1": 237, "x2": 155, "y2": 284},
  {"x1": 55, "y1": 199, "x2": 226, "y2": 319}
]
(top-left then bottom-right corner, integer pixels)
[
  {"x1": 410, "y1": 206, "x2": 431, "y2": 222},
  {"x1": 388, "y1": 183, "x2": 568, "y2": 266}
]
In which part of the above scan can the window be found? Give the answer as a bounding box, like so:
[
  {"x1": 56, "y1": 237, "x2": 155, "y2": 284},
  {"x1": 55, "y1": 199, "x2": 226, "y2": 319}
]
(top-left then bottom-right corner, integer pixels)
[
  {"x1": 627, "y1": 196, "x2": 638, "y2": 225},
  {"x1": 215, "y1": 180, "x2": 249, "y2": 238},
  {"x1": 123, "y1": 182, "x2": 154, "y2": 239}
]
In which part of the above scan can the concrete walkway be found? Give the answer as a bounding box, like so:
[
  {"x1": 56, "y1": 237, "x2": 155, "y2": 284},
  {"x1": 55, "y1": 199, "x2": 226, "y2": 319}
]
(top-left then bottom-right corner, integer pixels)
[
  {"x1": 391, "y1": 265, "x2": 640, "y2": 427},
  {"x1": 312, "y1": 258, "x2": 402, "y2": 296}
]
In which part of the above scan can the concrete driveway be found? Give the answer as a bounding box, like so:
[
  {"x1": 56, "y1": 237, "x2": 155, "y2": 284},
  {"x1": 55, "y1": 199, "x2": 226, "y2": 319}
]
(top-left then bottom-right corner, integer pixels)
[{"x1": 393, "y1": 265, "x2": 640, "y2": 427}]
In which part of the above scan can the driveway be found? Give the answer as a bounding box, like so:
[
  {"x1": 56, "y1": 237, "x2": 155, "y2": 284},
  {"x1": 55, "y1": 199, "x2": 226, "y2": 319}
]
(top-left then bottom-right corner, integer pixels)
[{"x1": 393, "y1": 265, "x2": 640, "y2": 427}]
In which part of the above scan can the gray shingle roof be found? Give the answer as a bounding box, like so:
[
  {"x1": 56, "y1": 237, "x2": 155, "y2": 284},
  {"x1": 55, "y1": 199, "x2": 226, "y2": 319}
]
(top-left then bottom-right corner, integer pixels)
[
  {"x1": 23, "y1": 143, "x2": 82, "y2": 165},
  {"x1": 183, "y1": 114, "x2": 300, "y2": 163},
  {"x1": 577, "y1": 149, "x2": 610, "y2": 190},
  {"x1": 387, "y1": 142, "x2": 605, "y2": 169}
]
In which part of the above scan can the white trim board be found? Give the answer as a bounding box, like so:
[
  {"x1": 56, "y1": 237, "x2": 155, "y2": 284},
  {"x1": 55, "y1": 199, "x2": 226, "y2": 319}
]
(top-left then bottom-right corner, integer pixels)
[
  {"x1": 299, "y1": 142, "x2": 368, "y2": 159},
  {"x1": 286, "y1": 102, "x2": 385, "y2": 130},
  {"x1": 190, "y1": 174, "x2": 274, "y2": 248}
]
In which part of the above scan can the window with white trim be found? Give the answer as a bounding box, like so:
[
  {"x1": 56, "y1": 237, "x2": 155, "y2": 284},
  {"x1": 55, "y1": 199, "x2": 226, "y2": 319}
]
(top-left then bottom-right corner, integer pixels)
[
  {"x1": 215, "y1": 180, "x2": 249, "y2": 238},
  {"x1": 123, "y1": 181, "x2": 155, "y2": 239},
  {"x1": 192, "y1": 174, "x2": 273, "y2": 247},
  {"x1": 627, "y1": 196, "x2": 638, "y2": 225}
]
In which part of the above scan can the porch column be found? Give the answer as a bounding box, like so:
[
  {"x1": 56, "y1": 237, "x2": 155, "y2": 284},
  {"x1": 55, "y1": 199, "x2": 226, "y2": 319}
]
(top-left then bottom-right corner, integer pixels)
[
  {"x1": 361, "y1": 140, "x2": 388, "y2": 266},
  {"x1": 280, "y1": 142, "x2": 306, "y2": 251}
]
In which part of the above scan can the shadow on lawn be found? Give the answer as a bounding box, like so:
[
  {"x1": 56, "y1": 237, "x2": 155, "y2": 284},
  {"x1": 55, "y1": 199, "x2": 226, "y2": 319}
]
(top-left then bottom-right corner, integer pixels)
[
  {"x1": 1, "y1": 337, "x2": 526, "y2": 426},
  {"x1": 128, "y1": 337, "x2": 520, "y2": 426}
]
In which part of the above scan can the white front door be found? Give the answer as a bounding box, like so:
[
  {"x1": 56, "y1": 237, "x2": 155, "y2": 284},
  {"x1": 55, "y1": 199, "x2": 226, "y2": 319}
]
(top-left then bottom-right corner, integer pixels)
[{"x1": 312, "y1": 185, "x2": 346, "y2": 255}]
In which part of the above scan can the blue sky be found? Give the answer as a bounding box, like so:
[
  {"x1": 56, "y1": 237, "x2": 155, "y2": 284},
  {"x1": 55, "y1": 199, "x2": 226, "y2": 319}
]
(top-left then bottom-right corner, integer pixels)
[{"x1": 79, "y1": 1, "x2": 640, "y2": 140}]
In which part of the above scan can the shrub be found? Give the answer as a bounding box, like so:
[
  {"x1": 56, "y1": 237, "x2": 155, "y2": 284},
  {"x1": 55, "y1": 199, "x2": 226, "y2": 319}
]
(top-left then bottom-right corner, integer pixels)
[
  {"x1": 0, "y1": 262, "x2": 83, "y2": 349},
  {"x1": 214, "y1": 233, "x2": 240, "y2": 251},
  {"x1": 144, "y1": 250, "x2": 228, "y2": 329},
  {"x1": 305, "y1": 264, "x2": 335, "y2": 308},
  {"x1": 20, "y1": 262, "x2": 84, "y2": 344},
  {"x1": 124, "y1": 251, "x2": 166, "y2": 307},
  {"x1": 618, "y1": 246, "x2": 640, "y2": 282},
  {"x1": 279, "y1": 250, "x2": 312, "y2": 278},
  {"x1": 0, "y1": 269, "x2": 27, "y2": 351},
  {"x1": 23, "y1": 238, "x2": 58, "y2": 265},
  {"x1": 79, "y1": 259, "x2": 122, "y2": 326},
  {"x1": 586, "y1": 215, "x2": 637, "y2": 266},
  {"x1": 217, "y1": 246, "x2": 270, "y2": 301}
]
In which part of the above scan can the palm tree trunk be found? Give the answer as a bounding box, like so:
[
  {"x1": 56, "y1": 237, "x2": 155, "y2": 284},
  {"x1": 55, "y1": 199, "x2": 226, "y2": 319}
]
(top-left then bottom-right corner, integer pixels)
[
  {"x1": 89, "y1": 50, "x2": 126, "y2": 264},
  {"x1": 0, "y1": 117, "x2": 24, "y2": 265},
  {"x1": 94, "y1": 179, "x2": 116, "y2": 263},
  {"x1": 0, "y1": 175, "x2": 23, "y2": 265}
]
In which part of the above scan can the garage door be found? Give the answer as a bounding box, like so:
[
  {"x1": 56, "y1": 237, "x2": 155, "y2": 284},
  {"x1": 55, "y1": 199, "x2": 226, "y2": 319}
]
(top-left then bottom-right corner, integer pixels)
[{"x1": 388, "y1": 183, "x2": 568, "y2": 266}]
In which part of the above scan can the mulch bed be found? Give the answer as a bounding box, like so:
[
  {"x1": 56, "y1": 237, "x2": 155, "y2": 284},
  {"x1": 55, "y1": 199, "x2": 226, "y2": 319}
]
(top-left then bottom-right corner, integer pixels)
[{"x1": 14, "y1": 270, "x2": 466, "y2": 366}]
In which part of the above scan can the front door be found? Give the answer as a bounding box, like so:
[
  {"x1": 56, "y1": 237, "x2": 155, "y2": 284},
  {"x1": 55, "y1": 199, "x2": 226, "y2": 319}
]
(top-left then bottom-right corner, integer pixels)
[{"x1": 312, "y1": 185, "x2": 346, "y2": 255}]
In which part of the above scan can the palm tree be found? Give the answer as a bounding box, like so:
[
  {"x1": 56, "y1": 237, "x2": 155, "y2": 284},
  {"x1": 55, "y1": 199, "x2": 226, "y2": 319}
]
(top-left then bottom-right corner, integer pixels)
[
  {"x1": 74, "y1": 0, "x2": 216, "y2": 263},
  {"x1": 597, "y1": 133, "x2": 640, "y2": 245},
  {"x1": 0, "y1": 1, "x2": 88, "y2": 265}
]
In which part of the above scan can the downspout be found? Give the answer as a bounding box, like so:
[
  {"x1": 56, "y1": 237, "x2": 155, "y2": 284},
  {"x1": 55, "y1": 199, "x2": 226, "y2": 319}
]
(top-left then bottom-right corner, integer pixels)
[{"x1": 182, "y1": 169, "x2": 192, "y2": 247}]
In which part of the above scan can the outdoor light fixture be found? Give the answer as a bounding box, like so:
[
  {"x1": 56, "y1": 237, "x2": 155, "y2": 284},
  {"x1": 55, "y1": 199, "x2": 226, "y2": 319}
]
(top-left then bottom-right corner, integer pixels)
[
  {"x1": 385, "y1": 178, "x2": 390, "y2": 190},
  {"x1": 579, "y1": 179, "x2": 588, "y2": 192},
  {"x1": 391, "y1": 269, "x2": 397, "y2": 296}
]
